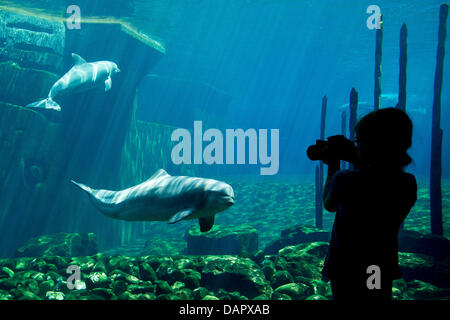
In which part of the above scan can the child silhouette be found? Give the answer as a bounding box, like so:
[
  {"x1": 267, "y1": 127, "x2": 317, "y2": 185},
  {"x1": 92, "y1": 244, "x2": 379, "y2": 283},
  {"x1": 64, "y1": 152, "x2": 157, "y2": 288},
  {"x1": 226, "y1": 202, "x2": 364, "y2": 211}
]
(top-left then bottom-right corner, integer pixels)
[{"x1": 322, "y1": 107, "x2": 417, "y2": 300}]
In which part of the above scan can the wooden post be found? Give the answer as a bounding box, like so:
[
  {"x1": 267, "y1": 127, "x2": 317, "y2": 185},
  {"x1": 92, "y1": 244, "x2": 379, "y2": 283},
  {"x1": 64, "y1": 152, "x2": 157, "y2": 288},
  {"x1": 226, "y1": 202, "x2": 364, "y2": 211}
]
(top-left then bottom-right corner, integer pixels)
[
  {"x1": 349, "y1": 88, "x2": 358, "y2": 140},
  {"x1": 430, "y1": 4, "x2": 448, "y2": 236},
  {"x1": 315, "y1": 165, "x2": 323, "y2": 229},
  {"x1": 341, "y1": 110, "x2": 348, "y2": 170},
  {"x1": 398, "y1": 23, "x2": 408, "y2": 112},
  {"x1": 374, "y1": 15, "x2": 383, "y2": 111},
  {"x1": 315, "y1": 95, "x2": 327, "y2": 229},
  {"x1": 349, "y1": 88, "x2": 358, "y2": 170}
]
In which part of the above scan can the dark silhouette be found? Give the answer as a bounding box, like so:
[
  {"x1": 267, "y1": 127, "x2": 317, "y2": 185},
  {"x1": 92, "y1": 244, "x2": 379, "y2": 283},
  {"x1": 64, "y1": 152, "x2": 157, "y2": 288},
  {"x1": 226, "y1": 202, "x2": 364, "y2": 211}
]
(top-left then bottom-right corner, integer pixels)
[{"x1": 320, "y1": 108, "x2": 417, "y2": 300}]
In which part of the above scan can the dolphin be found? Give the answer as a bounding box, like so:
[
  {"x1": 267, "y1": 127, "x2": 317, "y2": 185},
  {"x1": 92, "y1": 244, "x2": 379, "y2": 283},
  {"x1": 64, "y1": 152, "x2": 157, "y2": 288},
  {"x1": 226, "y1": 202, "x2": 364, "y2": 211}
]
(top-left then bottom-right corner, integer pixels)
[
  {"x1": 26, "y1": 53, "x2": 120, "y2": 111},
  {"x1": 71, "y1": 169, "x2": 235, "y2": 232},
  {"x1": 338, "y1": 100, "x2": 427, "y2": 116}
]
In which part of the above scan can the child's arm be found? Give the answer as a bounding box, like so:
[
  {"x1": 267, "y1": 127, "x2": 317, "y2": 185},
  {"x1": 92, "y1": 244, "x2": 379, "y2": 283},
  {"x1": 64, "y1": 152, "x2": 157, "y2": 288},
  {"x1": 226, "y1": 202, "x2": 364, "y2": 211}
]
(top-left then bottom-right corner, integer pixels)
[{"x1": 323, "y1": 159, "x2": 340, "y2": 212}]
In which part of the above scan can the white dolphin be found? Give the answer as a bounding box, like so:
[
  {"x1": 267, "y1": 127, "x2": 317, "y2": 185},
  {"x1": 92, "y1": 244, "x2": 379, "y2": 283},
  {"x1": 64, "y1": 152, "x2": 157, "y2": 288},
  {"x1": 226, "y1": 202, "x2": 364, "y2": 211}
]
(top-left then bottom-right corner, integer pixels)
[
  {"x1": 26, "y1": 53, "x2": 120, "y2": 111},
  {"x1": 71, "y1": 169, "x2": 235, "y2": 232}
]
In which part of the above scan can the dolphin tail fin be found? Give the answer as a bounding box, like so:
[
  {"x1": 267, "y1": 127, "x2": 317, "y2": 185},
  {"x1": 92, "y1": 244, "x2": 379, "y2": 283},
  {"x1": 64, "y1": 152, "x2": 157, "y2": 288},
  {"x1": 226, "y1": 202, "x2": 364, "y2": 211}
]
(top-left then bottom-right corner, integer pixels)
[
  {"x1": 71, "y1": 180, "x2": 93, "y2": 195},
  {"x1": 26, "y1": 98, "x2": 61, "y2": 112},
  {"x1": 71, "y1": 180, "x2": 119, "y2": 219}
]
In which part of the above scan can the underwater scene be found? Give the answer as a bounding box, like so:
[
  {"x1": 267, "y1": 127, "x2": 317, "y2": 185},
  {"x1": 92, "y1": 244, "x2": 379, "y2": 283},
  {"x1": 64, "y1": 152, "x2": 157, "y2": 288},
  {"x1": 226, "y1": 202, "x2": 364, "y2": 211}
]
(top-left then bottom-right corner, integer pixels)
[{"x1": 0, "y1": 0, "x2": 449, "y2": 303}]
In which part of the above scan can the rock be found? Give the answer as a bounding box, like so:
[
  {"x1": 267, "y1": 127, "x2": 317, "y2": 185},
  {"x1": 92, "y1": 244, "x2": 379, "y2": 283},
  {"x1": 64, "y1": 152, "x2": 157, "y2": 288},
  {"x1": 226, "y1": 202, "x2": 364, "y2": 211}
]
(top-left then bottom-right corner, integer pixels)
[
  {"x1": 69, "y1": 256, "x2": 96, "y2": 274},
  {"x1": 272, "y1": 292, "x2": 292, "y2": 300},
  {"x1": 202, "y1": 295, "x2": 220, "y2": 300},
  {"x1": 144, "y1": 256, "x2": 174, "y2": 272},
  {"x1": 16, "y1": 290, "x2": 42, "y2": 300},
  {"x1": 399, "y1": 230, "x2": 450, "y2": 261},
  {"x1": 139, "y1": 263, "x2": 158, "y2": 282},
  {"x1": 109, "y1": 269, "x2": 139, "y2": 284},
  {"x1": 0, "y1": 11, "x2": 65, "y2": 73},
  {"x1": 0, "y1": 278, "x2": 18, "y2": 291},
  {"x1": 265, "y1": 225, "x2": 330, "y2": 254},
  {"x1": 128, "y1": 283, "x2": 155, "y2": 295},
  {"x1": 14, "y1": 259, "x2": 30, "y2": 271},
  {"x1": 0, "y1": 289, "x2": 13, "y2": 300},
  {"x1": 406, "y1": 280, "x2": 444, "y2": 300},
  {"x1": 52, "y1": 280, "x2": 69, "y2": 294},
  {"x1": 91, "y1": 253, "x2": 109, "y2": 273},
  {"x1": 0, "y1": 267, "x2": 14, "y2": 278},
  {"x1": 271, "y1": 270, "x2": 294, "y2": 288},
  {"x1": 398, "y1": 252, "x2": 436, "y2": 285},
  {"x1": 306, "y1": 294, "x2": 328, "y2": 300},
  {"x1": 112, "y1": 280, "x2": 128, "y2": 295},
  {"x1": 45, "y1": 291, "x2": 65, "y2": 300},
  {"x1": 171, "y1": 281, "x2": 185, "y2": 291},
  {"x1": 217, "y1": 289, "x2": 246, "y2": 300},
  {"x1": 174, "y1": 258, "x2": 196, "y2": 270},
  {"x1": 45, "y1": 270, "x2": 63, "y2": 282},
  {"x1": 73, "y1": 280, "x2": 87, "y2": 290},
  {"x1": 171, "y1": 288, "x2": 193, "y2": 300},
  {"x1": 86, "y1": 272, "x2": 110, "y2": 289},
  {"x1": 155, "y1": 280, "x2": 173, "y2": 295},
  {"x1": 273, "y1": 283, "x2": 313, "y2": 300},
  {"x1": 309, "y1": 279, "x2": 332, "y2": 297},
  {"x1": 24, "y1": 279, "x2": 40, "y2": 295},
  {"x1": 249, "y1": 250, "x2": 265, "y2": 265},
  {"x1": 200, "y1": 255, "x2": 272, "y2": 299},
  {"x1": 398, "y1": 251, "x2": 450, "y2": 289},
  {"x1": 44, "y1": 256, "x2": 67, "y2": 269},
  {"x1": 187, "y1": 225, "x2": 258, "y2": 255},
  {"x1": 15, "y1": 232, "x2": 97, "y2": 258},
  {"x1": 141, "y1": 237, "x2": 185, "y2": 256},
  {"x1": 0, "y1": 259, "x2": 16, "y2": 270},
  {"x1": 0, "y1": 62, "x2": 59, "y2": 108},
  {"x1": 276, "y1": 242, "x2": 329, "y2": 279},
  {"x1": 91, "y1": 288, "x2": 115, "y2": 300},
  {"x1": 156, "y1": 263, "x2": 186, "y2": 284},
  {"x1": 39, "y1": 279, "x2": 55, "y2": 296},
  {"x1": 185, "y1": 270, "x2": 201, "y2": 289},
  {"x1": 193, "y1": 287, "x2": 210, "y2": 300}
]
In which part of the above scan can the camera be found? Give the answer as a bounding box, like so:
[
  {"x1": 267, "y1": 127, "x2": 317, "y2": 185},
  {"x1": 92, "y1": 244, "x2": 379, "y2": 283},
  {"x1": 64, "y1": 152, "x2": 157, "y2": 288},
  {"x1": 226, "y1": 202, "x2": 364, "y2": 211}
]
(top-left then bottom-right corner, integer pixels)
[{"x1": 307, "y1": 135, "x2": 358, "y2": 164}]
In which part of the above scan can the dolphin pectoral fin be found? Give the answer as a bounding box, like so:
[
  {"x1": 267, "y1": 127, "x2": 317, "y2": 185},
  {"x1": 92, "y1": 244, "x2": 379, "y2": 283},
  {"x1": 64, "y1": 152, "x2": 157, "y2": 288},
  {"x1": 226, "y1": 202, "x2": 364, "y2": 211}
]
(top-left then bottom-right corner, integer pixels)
[
  {"x1": 72, "y1": 53, "x2": 87, "y2": 66},
  {"x1": 105, "y1": 77, "x2": 112, "y2": 92},
  {"x1": 168, "y1": 208, "x2": 195, "y2": 224},
  {"x1": 199, "y1": 216, "x2": 215, "y2": 232}
]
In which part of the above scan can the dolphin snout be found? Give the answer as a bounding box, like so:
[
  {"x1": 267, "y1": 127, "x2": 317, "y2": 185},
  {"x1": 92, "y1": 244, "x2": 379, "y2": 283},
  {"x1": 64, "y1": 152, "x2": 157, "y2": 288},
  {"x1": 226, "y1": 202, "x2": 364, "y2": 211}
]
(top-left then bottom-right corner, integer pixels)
[{"x1": 224, "y1": 195, "x2": 234, "y2": 206}]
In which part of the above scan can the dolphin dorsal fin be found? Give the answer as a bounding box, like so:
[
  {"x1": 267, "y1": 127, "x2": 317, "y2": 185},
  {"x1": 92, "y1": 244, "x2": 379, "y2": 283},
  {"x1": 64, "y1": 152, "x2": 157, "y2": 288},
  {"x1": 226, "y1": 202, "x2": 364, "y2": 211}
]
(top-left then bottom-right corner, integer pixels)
[
  {"x1": 148, "y1": 169, "x2": 169, "y2": 180},
  {"x1": 72, "y1": 53, "x2": 87, "y2": 66}
]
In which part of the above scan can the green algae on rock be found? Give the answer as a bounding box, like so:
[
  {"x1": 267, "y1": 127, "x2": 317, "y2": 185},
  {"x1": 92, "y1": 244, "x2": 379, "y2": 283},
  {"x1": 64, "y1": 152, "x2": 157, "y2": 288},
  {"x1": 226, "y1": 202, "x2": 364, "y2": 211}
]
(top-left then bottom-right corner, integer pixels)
[
  {"x1": 265, "y1": 225, "x2": 330, "y2": 254},
  {"x1": 200, "y1": 255, "x2": 272, "y2": 299},
  {"x1": 1, "y1": 240, "x2": 450, "y2": 300},
  {"x1": 15, "y1": 232, "x2": 98, "y2": 258},
  {"x1": 187, "y1": 224, "x2": 258, "y2": 255}
]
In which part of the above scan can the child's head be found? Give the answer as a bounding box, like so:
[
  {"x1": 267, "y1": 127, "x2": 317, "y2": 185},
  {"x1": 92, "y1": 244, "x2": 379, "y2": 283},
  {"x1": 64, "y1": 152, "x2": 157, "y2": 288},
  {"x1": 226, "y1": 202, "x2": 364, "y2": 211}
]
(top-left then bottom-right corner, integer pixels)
[{"x1": 355, "y1": 107, "x2": 413, "y2": 170}]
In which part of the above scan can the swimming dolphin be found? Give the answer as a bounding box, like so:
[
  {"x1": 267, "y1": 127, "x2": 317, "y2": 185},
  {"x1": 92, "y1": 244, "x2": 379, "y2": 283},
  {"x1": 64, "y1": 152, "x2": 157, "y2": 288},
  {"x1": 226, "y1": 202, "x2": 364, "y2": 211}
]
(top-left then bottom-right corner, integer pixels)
[
  {"x1": 338, "y1": 100, "x2": 427, "y2": 116},
  {"x1": 71, "y1": 169, "x2": 234, "y2": 232},
  {"x1": 26, "y1": 53, "x2": 120, "y2": 111}
]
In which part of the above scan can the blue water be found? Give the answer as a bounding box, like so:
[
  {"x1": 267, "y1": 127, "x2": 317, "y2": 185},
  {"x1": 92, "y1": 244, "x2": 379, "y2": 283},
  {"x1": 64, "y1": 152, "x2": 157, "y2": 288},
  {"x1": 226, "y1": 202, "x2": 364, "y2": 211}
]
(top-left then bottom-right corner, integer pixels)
[
  {"x1": 0, "y1": 0, "x2": 448, "y2": 258},
  {"x1": 138, "y1": 0, "x2": 450, "y2": 177}
]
